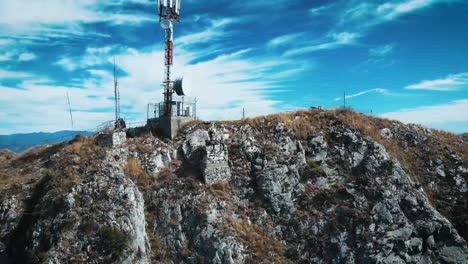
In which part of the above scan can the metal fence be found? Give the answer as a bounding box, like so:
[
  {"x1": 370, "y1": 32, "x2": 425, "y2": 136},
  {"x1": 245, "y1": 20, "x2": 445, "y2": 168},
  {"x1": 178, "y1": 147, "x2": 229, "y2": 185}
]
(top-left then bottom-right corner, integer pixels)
[
  {"x1": 95, "y1": 120, "x2": 114, "y2": 134},
  {"x1": 147, "y1": 97, "x2": 197, "y2": 119}
]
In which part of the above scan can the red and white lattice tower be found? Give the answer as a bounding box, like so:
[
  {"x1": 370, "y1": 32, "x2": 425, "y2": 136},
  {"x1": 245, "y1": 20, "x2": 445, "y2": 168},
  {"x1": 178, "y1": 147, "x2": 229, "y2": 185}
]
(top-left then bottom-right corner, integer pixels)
[{"x1": 158, "y1": 0, "x2": 181, "y2": 117}]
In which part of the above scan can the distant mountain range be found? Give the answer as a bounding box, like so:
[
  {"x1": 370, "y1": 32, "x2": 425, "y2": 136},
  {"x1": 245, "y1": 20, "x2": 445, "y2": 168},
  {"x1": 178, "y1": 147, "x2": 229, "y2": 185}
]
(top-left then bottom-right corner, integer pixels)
[{"x1": 0, "y1": 131, "x2": 95, "y2": 153}]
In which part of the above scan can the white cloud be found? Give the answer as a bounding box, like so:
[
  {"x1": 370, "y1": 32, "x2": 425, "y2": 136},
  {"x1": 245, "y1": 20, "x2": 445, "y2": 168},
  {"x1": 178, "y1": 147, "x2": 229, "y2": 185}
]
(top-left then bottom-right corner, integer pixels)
[
  {"x1": 381, "y1": 99, "x2": 468, "y2": 126},
  {"x1": 55, "y1": 46, "x2": 121, "y2": 72},
  {"x1": 0, "y1": 1, "x2": 154, "y2": 45},
  {"x1": 229, "y1": 0, "x2": 298, "y2": 9},
  {"x1": 55, "y1": 58, "x2": 77, "y2": 71},
  {"x1": 378, "y1": 0, "x2": 440, "y2": 20},
  {"x1": 296, "y1": 0, "x2": 459, "y2": 59},
  {"x1": 18, "y1": 52, "x2": 37, "y2": 61},
  {"x1": 114, "y1": 47, "x2": 298, "y2": 120},
  {"x1": 335, "y1": 0, "x2": 460, "y2": 34},
  {"x1": 0, "y1": 1, "x2": 153, "y2": 25},
  {"x1": 0, "y1": 77, "x2": 116, "y2": 134},
  {"x1": 309, "y1": 4, "x2": 335, "y2": 16},
  {"x1": 0, "y1": 51, "x2": 14, "y2": 62},
  {"x1": 0, "y1": 70, "x2": 32, "y2": 79},
  {"x1": 0, "y1": 41, "x2": 306, "y2": 133},
  {"x1": 176, "y1": 18, "x2": 240, "y2": 46},
  {"x1": 350, "y1": 43, "x2": 396, "y2": 71},
  {"x1": 284, "y1": 32, "x2": 360, "y2": 57},
  {"x1": 333, "y1": 88, "x2": 388, "y2": 101},
  {"x1": 369, "y1": 44, "x2": 394, "y2": 57},
  {"x1": 405, "y1": 72, "x2": 468, "y2": 91},
  {"x1": 268, "y1": 33, "x2": 304, "y2": 47},
  {"x1": 0, "y1": 39, "x2": 13, "y2": 46}
]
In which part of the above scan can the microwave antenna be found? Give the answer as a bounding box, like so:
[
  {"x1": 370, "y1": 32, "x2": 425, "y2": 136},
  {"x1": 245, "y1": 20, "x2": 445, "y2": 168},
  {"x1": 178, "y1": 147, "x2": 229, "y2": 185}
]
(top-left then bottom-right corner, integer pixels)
[{"x1": 157, "y1": 0, "x2": 185, "y2": 117}]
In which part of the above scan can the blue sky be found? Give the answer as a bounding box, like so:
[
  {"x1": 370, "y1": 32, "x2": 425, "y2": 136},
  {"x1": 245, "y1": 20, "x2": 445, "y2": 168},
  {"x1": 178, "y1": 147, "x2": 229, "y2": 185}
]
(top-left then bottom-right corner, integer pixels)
[{"x1": 0, "y1": 0, "x2": 467, "y2": 134}]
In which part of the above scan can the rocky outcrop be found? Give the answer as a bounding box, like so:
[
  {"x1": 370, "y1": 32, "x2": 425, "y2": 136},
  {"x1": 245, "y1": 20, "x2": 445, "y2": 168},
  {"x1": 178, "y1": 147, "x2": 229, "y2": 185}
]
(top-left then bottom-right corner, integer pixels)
[
  {"x1": 380, "y1": 122, "x2": 468, "y2": 243},
  {"x1": 148, "y1": 180, "x2": 247, "y2": 263},
  {"x1": 5, "y1": 141, "x2": 150, "y2": 264},
  {"x1": 310, "y1": 122, "x2": 468, "y2": 263},
  {"x1": 0, "y1": 196, "x2": 19, "y2": 257},
  {"x1": 248, "y1": 123, "x2": 306, "y2": 215},
  {"x1": 128, "y1": 137, "x2": 174, "y2": 176},
  {"x1": 181, "y1": 126, "x2": 231, "y2": 184}
]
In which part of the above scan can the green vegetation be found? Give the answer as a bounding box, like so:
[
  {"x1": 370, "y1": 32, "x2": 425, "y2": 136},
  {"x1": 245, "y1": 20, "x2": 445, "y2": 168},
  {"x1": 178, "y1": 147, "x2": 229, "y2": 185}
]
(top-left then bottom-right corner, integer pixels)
[{"x1": 304, "y1": 160, "x2": 324, "y2": 180}]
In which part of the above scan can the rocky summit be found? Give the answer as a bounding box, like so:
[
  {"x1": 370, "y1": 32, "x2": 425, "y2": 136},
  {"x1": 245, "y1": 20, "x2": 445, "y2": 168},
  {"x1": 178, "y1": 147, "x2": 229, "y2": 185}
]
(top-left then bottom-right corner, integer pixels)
[{"x1": 0, "y1": 108, "x2": 467, "y2": 264}]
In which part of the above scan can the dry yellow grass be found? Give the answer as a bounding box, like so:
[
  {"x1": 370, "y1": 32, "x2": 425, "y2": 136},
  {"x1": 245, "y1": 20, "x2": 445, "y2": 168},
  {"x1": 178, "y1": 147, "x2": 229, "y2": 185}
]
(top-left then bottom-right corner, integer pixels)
[
  {"x1": 208, "y1": 182, "x2": 233, "y2": 198},
  {"x1": 123, "y1": 159, "x2": 153, "y2": 188},
  {"x1": 433, "y1": 129, "x2": 468, "y2": 163},
  {"x1": 70, "y1": 141, "x2": 83, "y2": 154},
  {"x1": 226, "y1": 215, "x2": 291, "y2": 263},
  {"x1": 239, "y1": 109, "x2": 326, "y2": 140}
]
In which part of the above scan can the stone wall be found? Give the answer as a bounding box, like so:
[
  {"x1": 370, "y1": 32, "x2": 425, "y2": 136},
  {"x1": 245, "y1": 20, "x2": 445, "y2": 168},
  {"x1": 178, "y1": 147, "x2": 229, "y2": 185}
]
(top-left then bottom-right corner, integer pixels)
[
  {"x1": 203, "y1": 143, "x2": 231, "y2": 184},
  {"x1": 181, "y1": 127, "x2": 231, "y2": 184}
]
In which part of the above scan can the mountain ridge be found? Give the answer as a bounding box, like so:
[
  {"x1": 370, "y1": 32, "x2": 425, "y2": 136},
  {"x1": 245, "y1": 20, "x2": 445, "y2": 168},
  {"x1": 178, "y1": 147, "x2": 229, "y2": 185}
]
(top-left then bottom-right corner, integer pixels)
[
  {"x1": 0, "y1": 109, "x2": 467, "y2": 263},
  {"x1": 0, "y1": 130, "x2": 95, "y2": 153}
]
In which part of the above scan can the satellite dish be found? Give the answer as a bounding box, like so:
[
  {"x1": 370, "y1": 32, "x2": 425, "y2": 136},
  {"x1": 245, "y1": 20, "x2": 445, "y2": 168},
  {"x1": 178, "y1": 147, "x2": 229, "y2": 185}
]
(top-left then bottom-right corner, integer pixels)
[
  {"x1": 160, "y1": 19, "x2": 172, "y2": 29},
  {"x1": 173, "y1": 76, "x2": 191, "y2": 96}
]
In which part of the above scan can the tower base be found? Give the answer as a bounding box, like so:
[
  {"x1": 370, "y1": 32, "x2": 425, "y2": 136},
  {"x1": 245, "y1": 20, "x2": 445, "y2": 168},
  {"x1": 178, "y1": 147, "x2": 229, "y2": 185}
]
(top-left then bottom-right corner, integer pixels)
[{"x1": 147, "y1": 116, "x2": 194, "y2": 139}]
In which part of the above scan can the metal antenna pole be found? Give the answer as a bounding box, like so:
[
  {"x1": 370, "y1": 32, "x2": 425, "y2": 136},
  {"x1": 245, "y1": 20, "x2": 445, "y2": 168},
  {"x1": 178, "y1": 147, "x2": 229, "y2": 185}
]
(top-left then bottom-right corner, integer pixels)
[
  {"x1": 194, "y1": 97, "x2": 198, "y2": 119},
  {"x1": 114, "y1": 57, "x2": 120, "y2": 122},
  {"x1": 158, "y1": 0, "x2": 180, "y2": 118},
  {"x1": 343, "y1": 91, "x2": 346, "y2": 108},
  {"x1": 66, "y1": 90, "x2": 74, "y2": 129},
  {"x1": 163, "y1": 27, "x2": 174, "y2": 117}
]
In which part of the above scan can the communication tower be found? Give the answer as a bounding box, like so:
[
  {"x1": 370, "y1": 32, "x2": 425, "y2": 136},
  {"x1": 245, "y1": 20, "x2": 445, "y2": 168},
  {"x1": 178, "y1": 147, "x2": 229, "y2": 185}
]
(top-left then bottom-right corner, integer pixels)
[
  {"x1": 158, "y1": 0, "x2": 190, "y2": 117},
  {"x1": 147, "y1": 0, "x2": 195, "y2": 138}
]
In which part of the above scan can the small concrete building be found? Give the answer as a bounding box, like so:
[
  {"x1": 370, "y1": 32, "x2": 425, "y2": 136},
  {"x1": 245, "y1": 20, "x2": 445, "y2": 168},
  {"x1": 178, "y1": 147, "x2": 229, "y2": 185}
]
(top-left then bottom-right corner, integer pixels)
[
  {"x1": 147, "y1": 116, "x2": 194, "y2": 139},
  {"x1": 147, "y1": 98, "x2": 196, "y2": 139}
]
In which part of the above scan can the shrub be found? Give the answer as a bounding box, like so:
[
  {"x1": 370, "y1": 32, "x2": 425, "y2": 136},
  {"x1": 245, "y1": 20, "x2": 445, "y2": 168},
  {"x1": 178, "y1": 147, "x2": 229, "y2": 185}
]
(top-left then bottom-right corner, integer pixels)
[
  {"x1": 304, "y1": 160, "x2": 323, "y2": 180},
  {"x1": 79, "y1": 220, "x2": 99, "y2": 234},
  {"x1": 178, "y1": 240, "x2": 192, "y2": 258},
  {"x1": 147, "y1": 231, "x2": 169, "y2": 260},
  {"x1": 98, "y1": 226, "x2": 129, "y2": 256}
]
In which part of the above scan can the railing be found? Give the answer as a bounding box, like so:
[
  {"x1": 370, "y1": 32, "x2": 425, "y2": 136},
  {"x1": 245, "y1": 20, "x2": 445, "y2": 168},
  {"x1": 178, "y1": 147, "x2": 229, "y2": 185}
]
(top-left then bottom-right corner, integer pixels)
[
  {"x1": 147, "y1": 97, "x2": 197, "y2": 119},
  {"x1": 95, "y1": 120, "x2": 114, "y2": 134}
]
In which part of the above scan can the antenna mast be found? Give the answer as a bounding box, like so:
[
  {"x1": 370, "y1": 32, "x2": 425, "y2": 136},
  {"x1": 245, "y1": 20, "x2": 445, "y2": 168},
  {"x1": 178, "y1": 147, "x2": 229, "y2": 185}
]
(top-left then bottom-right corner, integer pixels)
[
  {"x1": 343, "y1": 91, "x2": 346, "y2": 108},
  {"x1": 158, "y1": 0, "x2": 181, "y2": 117},
  {"x1": 66, "y1": 90, "x2": 74, "y2": 129},
  {"x1": 114, "y1": 57, "x2": 120, "y2": 122}
]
